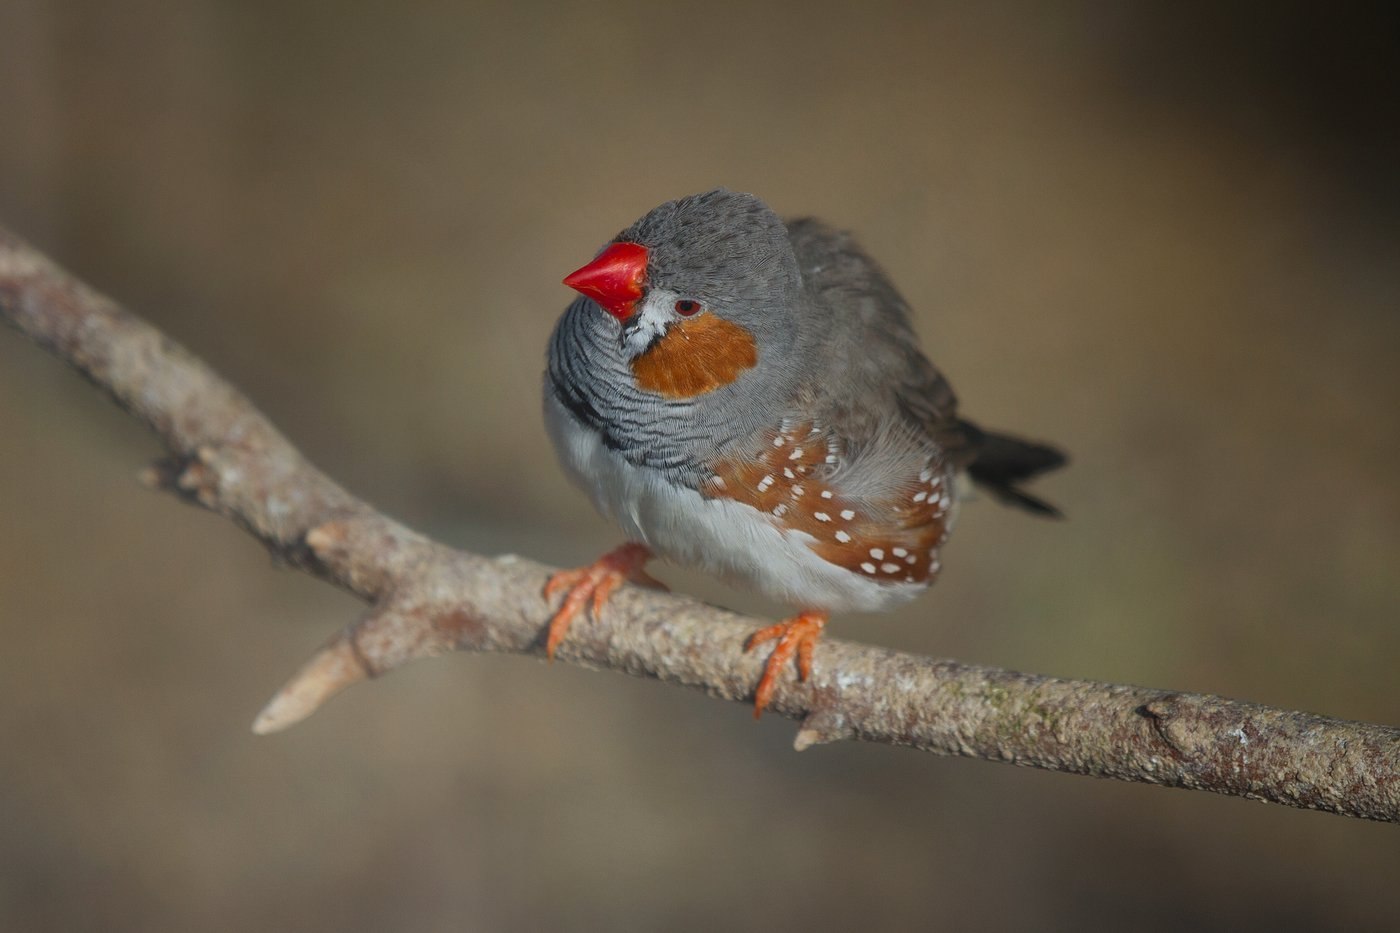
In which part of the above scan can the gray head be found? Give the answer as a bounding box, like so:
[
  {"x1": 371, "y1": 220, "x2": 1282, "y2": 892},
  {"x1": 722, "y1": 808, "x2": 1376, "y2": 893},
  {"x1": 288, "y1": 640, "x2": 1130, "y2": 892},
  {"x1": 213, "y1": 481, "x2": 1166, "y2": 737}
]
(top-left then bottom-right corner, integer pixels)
[
  {"x1": 548, "y1": 190, "x2": 810, "y2": 476},
  {"x1": 562, "y1": 189, "x2": 804, "y2": 369}
]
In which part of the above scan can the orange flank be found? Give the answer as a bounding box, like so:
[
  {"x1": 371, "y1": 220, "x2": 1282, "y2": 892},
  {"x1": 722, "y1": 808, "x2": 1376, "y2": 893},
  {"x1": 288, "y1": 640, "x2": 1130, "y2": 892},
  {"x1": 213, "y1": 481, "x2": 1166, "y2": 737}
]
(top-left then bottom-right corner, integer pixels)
[
  {"x1": 707, "y1": 420, "x2": 951, "y2": 588},
  {"x1": 745, "y1": 610, "x2": 828, "y2": 718},
  {"x1": 542, "y1": 543, "x2": 664, "y2": 659},
  {"x1": 630, "y1": 314, "x2": 758, "y2": 398}
]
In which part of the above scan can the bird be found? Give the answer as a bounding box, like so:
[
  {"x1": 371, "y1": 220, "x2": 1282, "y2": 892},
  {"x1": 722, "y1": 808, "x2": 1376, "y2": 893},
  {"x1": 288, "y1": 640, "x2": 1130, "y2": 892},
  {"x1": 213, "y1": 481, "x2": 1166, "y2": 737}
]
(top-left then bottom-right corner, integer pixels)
[{"x1": 542, "y1": 189, "x2": 1064, "y2": 718}]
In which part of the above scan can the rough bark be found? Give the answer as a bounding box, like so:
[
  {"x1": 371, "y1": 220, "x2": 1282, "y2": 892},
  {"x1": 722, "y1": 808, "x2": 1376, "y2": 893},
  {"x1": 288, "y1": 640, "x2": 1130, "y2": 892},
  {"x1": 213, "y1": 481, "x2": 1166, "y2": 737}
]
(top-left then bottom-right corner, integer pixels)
[{"x1": 2, "y1": 224, "x2": 1396, "y2": 823}]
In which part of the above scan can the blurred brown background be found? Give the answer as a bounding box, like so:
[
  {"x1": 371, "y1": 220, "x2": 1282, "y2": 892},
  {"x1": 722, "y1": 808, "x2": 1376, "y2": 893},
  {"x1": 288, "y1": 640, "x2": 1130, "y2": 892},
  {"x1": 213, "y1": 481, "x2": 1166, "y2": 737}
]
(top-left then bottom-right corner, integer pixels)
[{"x1": 2, "y1": 1, "x2": 1398, "y2": 930}]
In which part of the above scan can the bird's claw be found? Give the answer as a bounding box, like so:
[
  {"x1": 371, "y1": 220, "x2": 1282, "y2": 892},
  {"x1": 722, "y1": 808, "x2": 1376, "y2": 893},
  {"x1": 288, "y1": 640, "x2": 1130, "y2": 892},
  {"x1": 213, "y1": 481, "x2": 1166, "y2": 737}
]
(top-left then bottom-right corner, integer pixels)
[
  {"x1": 542, "y1": 543, "x2": 656, "y2": 659},
  {"x1": 745, "y1": 611, "x2": 827, "y2": 719}
]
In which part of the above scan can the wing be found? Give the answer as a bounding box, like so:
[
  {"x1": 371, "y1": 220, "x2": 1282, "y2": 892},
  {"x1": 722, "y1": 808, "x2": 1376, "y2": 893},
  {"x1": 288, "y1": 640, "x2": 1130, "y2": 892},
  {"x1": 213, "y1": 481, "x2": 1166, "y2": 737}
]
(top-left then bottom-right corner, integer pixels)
[
  {"x1": 783, "y1": 217, "x2": 975, "y2": 465},
  {"x1": 782, "y1": 218, "x2": 1066, "y2": 518}
]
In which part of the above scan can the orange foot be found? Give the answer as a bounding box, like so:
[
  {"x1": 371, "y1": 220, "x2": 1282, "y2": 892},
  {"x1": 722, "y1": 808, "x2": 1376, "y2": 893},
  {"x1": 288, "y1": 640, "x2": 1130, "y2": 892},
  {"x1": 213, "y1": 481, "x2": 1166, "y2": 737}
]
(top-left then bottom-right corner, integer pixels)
[
  {"x1": 542, "y1": 543, "x2": 663, "y2": 659},
  {"x1": 744, "y1": 610, "x2": 828, "y2": 719}
]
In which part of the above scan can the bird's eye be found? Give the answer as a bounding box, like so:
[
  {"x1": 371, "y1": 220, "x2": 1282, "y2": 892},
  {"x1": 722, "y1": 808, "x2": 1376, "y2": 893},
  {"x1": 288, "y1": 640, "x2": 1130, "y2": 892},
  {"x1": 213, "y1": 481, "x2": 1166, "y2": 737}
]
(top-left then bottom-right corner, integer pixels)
[{"x1": 674, "y1": 299, "x2": 701, "y2": 316}]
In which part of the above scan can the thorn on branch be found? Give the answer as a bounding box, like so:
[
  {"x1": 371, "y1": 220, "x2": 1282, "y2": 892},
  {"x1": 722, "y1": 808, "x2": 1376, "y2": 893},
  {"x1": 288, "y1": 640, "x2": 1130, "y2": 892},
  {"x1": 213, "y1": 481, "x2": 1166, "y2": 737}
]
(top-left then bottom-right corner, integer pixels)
[
  {"x1": 253, "y1": 633, "x2": 370, "y2": 734},
  {"x1": 138, "y1": 456, "x2": 184, "y2": 491},
  {"x1": 1139, "y1": 695, "x2": 1189, "y2": 760},
  {"x1": 304, "y1": 521, "x2": 350, "y2": 557},
  {"x1": 139, "y1": 449, "x2": 221, "y2": 508},
  {"x1": 253, "y1": 598, "x2": 486, "y2": 733},
  {"x1": 794, "y1": 703, "x2": 855, "y2": 751}
]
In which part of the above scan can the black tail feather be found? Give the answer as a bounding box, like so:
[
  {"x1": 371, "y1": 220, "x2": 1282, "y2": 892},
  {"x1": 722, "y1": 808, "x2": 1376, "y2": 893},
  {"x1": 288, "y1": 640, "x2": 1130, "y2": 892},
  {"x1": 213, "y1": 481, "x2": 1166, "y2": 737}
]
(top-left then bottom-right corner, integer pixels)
[{"x1": 959, "y1": 420, "x2": 1067, "y2": 518}]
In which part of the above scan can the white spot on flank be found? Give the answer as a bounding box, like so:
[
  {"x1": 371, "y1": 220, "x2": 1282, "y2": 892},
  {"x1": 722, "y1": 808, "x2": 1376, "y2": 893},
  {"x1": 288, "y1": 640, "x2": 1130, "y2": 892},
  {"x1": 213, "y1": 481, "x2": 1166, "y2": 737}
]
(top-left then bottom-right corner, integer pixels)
[
  {"x1": 814, "y1": 511, "x2": 831, "y2": 522},
  {"x1": 904, "y1": 575, "x2": 915, "y2": 582},
  {"x1": 839, "y1": 509, "x2": 855, "y2": 520},
  {"x1": 820, "y1": 490, "x2": 834, "y2": 499},
  {"x1": 792, "y1": 485, "x2": 805, "y2": 497},
  {"x1": 881, "y1": 562, "x2": 900, "y2": 574},
  {"x1": 825, "y1": 454, "x2": 838, "y2": 464},
  {"x1": 913, "y1": 491, "x2": 928, "y2": 503},
  {"x1": 783, "y1": 467, "x2": 795, "y2": 479},
  {"x1": 919, "y1": 468, "x2": 932, "y2": 482},
  {"x1": 757, "y1": 474, "x2": 774, "y2": 492},
  {"x1": 790, "y1": 448, "x2": 804, "y2": 460},
  {"x1": 905, "y1": 553, "x2": 917, "y2": 564},
  {"x1": 869, "y1": 548, "x2": 884, "y2": 560},
  {"x1": 772, "y1": 503, "x2": 788, "y2": 517},
  {"x1": 892, "y1": 547, "x2": 908, "y2": 557},
  {"x1": 835, "y1": 530, "x2": 852, "y2": 543},
  {"x1": 860, "y1": 562, "x2": 877, "y2": 574},
  {"x1": 773, "y1": 436, "x2": 785, "y2": 447}
]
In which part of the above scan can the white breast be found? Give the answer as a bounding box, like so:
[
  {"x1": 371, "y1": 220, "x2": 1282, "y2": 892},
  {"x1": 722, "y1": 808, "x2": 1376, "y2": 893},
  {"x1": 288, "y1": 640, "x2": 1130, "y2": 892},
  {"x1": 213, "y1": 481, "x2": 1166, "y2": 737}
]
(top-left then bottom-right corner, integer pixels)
[{"x1": 545, "y1": 395, "x2": 926, "y2": 613}]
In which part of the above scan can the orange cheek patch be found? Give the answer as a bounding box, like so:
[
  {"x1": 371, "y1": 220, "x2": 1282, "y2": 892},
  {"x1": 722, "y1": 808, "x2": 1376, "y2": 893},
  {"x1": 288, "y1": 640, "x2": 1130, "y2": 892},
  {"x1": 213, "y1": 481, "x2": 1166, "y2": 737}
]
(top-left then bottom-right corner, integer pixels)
[{"x1": 630, "y1": 315, "x2": 758, "y2": 399}]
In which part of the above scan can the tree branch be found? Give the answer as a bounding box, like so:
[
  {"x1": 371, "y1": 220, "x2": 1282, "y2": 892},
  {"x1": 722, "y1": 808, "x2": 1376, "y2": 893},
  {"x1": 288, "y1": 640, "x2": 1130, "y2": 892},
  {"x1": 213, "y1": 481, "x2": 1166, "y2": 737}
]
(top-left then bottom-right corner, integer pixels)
[{"x1": 2, "y1": 223, "x2": 1397, "y2": 823}]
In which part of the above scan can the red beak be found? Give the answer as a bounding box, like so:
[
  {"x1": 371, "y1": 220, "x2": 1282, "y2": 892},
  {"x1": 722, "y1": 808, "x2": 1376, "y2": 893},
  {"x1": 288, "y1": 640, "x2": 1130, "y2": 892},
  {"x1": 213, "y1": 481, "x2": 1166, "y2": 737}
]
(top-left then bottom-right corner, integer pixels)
[{"x1": 563, "y1": 241, "x2": 649, "y2": 321}]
